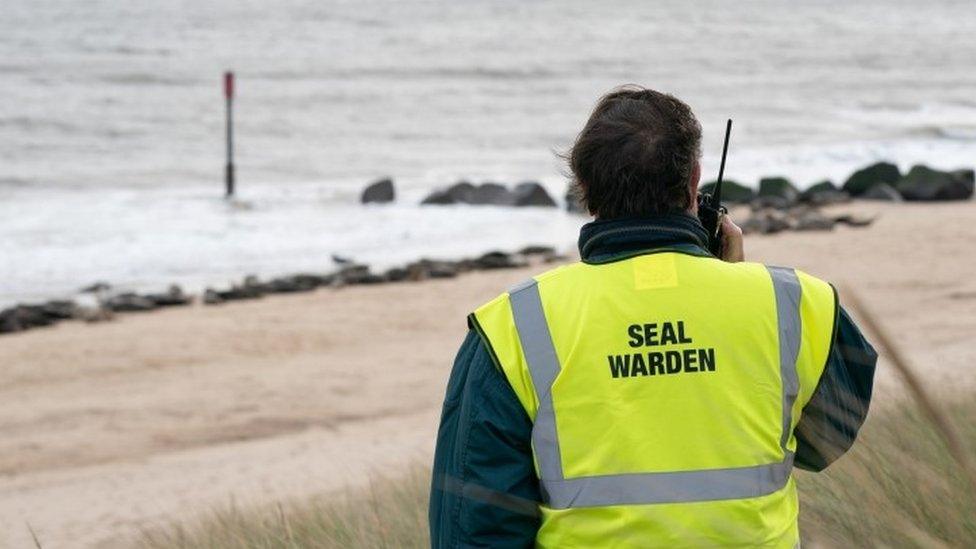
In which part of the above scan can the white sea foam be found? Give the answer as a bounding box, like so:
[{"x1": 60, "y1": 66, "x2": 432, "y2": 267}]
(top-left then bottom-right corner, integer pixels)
[{"x1": 2, "y1": 0, "x2": 976, "y2": 305}]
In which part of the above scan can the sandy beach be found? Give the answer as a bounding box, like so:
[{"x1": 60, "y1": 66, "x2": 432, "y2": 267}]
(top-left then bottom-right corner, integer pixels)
[{"x1": 1, "y1": 201, "x2": 974, "y2": 548}]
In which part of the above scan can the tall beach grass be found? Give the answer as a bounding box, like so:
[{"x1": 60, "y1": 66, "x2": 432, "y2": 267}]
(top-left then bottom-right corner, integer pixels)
[
  {"x1": 139, "y1": 395, "x2": 976, "y2": 549},
  {"x1": 141, "y1": 297, "x2": 976, "y2": 548}
]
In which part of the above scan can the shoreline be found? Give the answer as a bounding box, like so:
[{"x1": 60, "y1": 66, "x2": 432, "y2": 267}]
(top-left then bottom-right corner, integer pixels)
[{"x1": 1, "y1": 201, "x2": 975, "y2": 547}]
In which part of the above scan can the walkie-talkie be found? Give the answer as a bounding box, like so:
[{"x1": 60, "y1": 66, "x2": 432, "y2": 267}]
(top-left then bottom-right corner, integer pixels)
[{"x1": 697, "y1": 119, "x2": 733, "y2": 257}]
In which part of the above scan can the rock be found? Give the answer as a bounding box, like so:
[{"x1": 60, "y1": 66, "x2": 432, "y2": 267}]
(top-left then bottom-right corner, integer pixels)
[
  {"x1": 565, "y1": 183, "x2": 587, "y2": 213},
  {"x1": 953, "y1": 168, "x2": 975, "y2": 186},
  {"x1": 105, "y1": 293, "x2": 157, "y2": 312},
  {"x1": 427, "y1": 262, "x2": 459, "y2": 279},
  {"x1": 0, "y1": 305, "x2": 56, "y2": 333},
  {"x1": 421, "y1": 181, "x2": 476, "y2": 205},
  {"x1": 241, "y1": 275, "x2": 269, "y2": 296},
  {"x1": 861, "y1": 183, "x2": 903, "y2": 201},
  {"x1": 758, "y1": 177, "x2": 800, "y2": 204},
  {"x1": 800, "y1": 180, "x2": 850, "y2": 206},
  {"x1": 518, "y1": 245, "x2": 557, "y2": 256},
  {"x1": 420, "y1": 189, "x2": 454, "y2": 205},
  {"x1": 842, "y1": 161, "x2": 901, "y2": 196},
  {"x1": 832, "y1": 214, "x2": 876, "y2": 228},
  {"x1": 267, "y1": 273, "x2": 330, "y2": 293},
  {"x1": 895, "y1": 164, "x2": 975, "y2": 201},
  {"x1": 41, "y1": 300, "x2": 79, "y2": 319},
  {"x1": 267, "y1": 275, "x2": 320, "y2": 293},
  {"x1": 512, "y1": 181, "x2": 557, "y2": 207},
  {"x1": 335, "y1": 264, "x2": 386, "y2": 285},
  {"x1": 145, "y1": 285, "x2": 191, "y2": 307},
  {"x1": 384, "y1": 267, "x2": 410, "y2": 282},
  {"x1": 421, "y1": 181, "x2": 556, "y2": 208},
  {"x1": 403, "y1": 259, "x2": 459, "y2": 280},
  {"x1": 361, "y1": 178, "x2": 395, "y2": 204},
  {"x1": 469, "y1": 182, "x2": 514, "y2": 206},
  {"x1": 203, "y1": 289, "x2": 225, "y2": 305},
  {"x1": 473, "y1": 251, "x2": 528, "y2": 270},
  {"x1": 215, "y1": 276, "x2": 266, "y2": 301},
  {"x1": 699, "y1": 179, "x2": 754, "y2": 204}
]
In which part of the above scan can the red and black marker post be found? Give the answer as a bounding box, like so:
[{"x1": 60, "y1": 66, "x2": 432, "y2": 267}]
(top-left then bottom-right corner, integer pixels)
[{"x1": 224, "y1": 71, "x2": 235, "y2": 197}]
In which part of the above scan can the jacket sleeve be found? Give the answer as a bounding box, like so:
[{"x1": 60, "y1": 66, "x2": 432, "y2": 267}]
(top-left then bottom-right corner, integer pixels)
[
  {"x1": 428, "y1": 329, "x2": 541, "y2": 548},
  {"x1": 794, "y1": 306, "x2": 878, "y2": 472}
]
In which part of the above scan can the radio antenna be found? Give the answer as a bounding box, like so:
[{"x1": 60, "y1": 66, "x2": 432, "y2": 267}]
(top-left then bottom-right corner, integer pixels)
[{"x1": 714, "y1": 119, "x2": 732, "y2": 204}]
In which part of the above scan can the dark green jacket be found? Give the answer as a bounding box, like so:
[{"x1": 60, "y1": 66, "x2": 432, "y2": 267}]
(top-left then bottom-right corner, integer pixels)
[{"x1": 429, "y1": 213, "x2": 877, "y2": 548}]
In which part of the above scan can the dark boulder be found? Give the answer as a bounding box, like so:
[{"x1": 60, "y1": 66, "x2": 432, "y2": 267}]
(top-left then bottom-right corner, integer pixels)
[
  {"x1": 513, "y1": 182, "x2": 557, "y2": 207},
  {"x1": 215, "y1": 276, "x2": 266, "y2": 301},
  {"x1": 145, "y1": 285, "x2": 192, "y2": 307},
  {"x1": 758, "y1": 177, "x2": 800, "y2": 204},
  {"x1": 861, "y1": 183, "x2": 903, "y2": 201},
  {"x1": 800, "y1": 180, "x2": 850, "y2": 206},
  {"x1": 403, "y1": 259, "x2": 459, "y2": 280},
  {"x1": 428, "y1": 262, "x2": 459, "y2": 279},
  {"x1": 41, "y1": 300, "x2": 79, "y2": 319},
  {"x1": 473, "y1": 251, "x2": 528, "y2": 270},
  {"x1": 419, "y1": 189, "x2": 453, "y2": 205},
  {"x1": 384, "y1": 267, "x2": 410, "y2": 282},
  {"x1": 842, "y1": 162, "x2": 901, "y2": 196},
  {"x1": 699, "y1": 179, "x2": 754, "y2": 204},
  {"x1": 267, "y1": 275, "x2": 320, "y2": 293},
  {"x1": 333, "y1": 265, "x2": 386, "y2": 285},
  {"x1": 895, "y1": 165, "x2": 975, "y2": 201},
  {"x1": 518, "y1": 245, "x2": 557, "y2": 256},
  {"x1": 0, "y1": 304, "x2": 57, "y2": 333},
  {"x1": 105, "y1": 293, "x2": 157, "y2": 312},
  {"x1": 361, "y1": 178, "x2": 395, "y2": 204},
  {"x1": 421, "y1": 181, "x2": 476, "y2": 205},
  {"x1": 469, "y1": 182, "x2": 514, "y2": 206}
]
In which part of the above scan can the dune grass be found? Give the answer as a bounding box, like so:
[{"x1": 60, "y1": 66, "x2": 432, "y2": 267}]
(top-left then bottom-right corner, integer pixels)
[
  {"x1": 140, "y1": 468, "x2": 431, "y2": 549},
  {"x1": 140, "y1": 394, "x2": 976, "y2": 549}
]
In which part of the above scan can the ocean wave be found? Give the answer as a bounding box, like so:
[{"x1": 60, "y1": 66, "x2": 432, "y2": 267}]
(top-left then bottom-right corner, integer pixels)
[
  {"x1": 96, "y1": 73, "x2": 198, "y2": 86},
  {"x1": 254, "y1": 65, "x2": 558, "y2": 82}
]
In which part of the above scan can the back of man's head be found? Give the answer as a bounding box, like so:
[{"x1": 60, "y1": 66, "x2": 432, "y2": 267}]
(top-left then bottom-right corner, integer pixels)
[{"x1": 568, "y1": 86, "x2": 702, "y2": 219}]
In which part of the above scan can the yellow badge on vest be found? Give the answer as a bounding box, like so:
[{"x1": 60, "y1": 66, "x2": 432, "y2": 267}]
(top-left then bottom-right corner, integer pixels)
[{"x1": 633, "y1": 253, "x2": 678, "y2": 290}]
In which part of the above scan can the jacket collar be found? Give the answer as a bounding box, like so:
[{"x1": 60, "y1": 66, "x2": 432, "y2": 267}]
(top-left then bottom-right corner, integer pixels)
[{"x1": 577, "y1": 212, "x2": 712, "y2": 263}]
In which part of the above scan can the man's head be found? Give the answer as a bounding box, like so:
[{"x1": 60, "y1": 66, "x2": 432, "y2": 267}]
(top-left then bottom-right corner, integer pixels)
[{"x1": 568, "y1": 86, "x2": 703, "y2": 219}]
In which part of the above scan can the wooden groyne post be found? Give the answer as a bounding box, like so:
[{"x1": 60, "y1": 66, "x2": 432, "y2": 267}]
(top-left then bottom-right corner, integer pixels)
[{"x1": 224, "y1": 71, "x2": 235, "y2": 197}]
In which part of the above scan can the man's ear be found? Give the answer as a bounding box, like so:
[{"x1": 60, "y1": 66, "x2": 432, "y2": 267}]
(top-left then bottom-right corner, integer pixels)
[{"x1": 688, "y1": 161, "x2": 702, "y2": 213}]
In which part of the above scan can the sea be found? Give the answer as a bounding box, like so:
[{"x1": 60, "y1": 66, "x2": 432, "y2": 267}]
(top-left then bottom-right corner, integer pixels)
[{"x1": 2, "y1": 0, "x2": 976, "y2": 306}]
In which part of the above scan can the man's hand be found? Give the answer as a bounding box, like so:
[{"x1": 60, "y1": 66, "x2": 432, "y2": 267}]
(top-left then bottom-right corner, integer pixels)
[{"x1": 720, "y1": 214, "x2": 744, "y2": 262}]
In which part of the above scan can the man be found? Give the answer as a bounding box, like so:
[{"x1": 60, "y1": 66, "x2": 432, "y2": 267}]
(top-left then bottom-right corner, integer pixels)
[{"x1": 429, "y1": 86, "x2": 877, "y2": 548}]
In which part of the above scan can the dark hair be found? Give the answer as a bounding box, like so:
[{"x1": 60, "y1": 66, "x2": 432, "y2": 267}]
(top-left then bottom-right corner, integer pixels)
[{"x1": 567, "y1": 86, "x2": 702, "y2": 218}]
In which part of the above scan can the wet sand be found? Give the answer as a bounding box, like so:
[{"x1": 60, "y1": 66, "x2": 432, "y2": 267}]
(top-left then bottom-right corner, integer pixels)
[{"x1": 1, "y1": 201, "x2": 974, "y2": 547}]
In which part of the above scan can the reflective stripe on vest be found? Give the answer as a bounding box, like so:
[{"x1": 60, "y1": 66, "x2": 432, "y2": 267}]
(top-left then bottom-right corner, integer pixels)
[{"x1": 508, "y1": 266, "x2": 803, "y2": 509}]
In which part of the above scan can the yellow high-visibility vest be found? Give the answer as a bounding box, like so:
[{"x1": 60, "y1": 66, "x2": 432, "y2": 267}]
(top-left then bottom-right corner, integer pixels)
[{"x1": 471, "y1": 251, "x2": 837, "y2": 548}]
